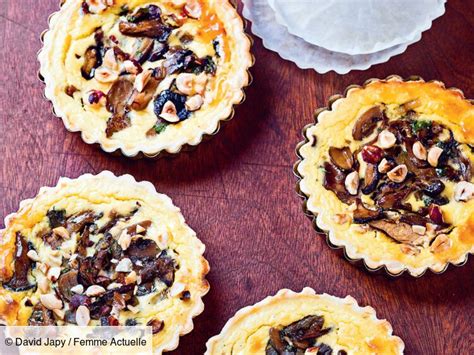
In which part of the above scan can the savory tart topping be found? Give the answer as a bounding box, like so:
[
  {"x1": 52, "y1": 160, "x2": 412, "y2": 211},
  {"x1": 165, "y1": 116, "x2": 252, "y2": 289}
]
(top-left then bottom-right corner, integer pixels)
[
  {"x1": 454, "y1": 181, "x2": 474, "y2": 201},
  {"x1": 297, "y1": 78, "x2": 474, "y2": 275},
  {"x1": 344, "y1": 171, "x2": 359, "y2": 195},
  {"x1": 39, "y1": 0, "x2": 252, "y2": 156},
  {"x1": 206, "y1": 288, "x2": 404, "y2": 355},
  {"x1": 266, "y1": 315, "x2": 334, "y2": 355},
  {"x1": 322, "y1": 113, "x2": 472, "y2": 254},
  {"x1": 0, "y1": 172, "x2": 209, "y2": 352},
  {"x1": 352, "y1": 106, "x2": 383, "y2": 140},
  {"x1": 376, "y1": 129, "x2": 397, "y2": 149}
]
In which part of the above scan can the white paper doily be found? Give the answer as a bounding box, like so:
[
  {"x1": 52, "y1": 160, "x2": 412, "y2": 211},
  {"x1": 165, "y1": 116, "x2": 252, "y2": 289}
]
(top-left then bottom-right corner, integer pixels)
[
  {"x1": 268, "y1": 0, "x2": 446, "y2": 55},
  {"x1": 242, "y1": 0, "x2": 422, "y2": 74}
]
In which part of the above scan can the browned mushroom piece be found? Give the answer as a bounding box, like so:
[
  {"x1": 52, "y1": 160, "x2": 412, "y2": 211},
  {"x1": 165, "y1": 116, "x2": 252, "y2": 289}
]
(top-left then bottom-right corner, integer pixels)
[
  {"x1": 4, "y1": 233, "x2": 35, "y2": 292},
  {"x1": 130, "y1": 76, "x2": 160, "y2": 111},
  {"x1": 399, "y1": 213, "x2": 431, "y2": 226},
  {"x1": 28, "y1": 303, "x2": 56, "y2": 326},
  {"x1": 66, "y1": 210, "x2": 97, "y2": 234},
  {"x1": 458, "y1": 153, "x2": 473, "y2": 181},
  {"x1": 369, "y1": 219, "x2": 421, "y2": 244},
  {"x1": 133, "y1": 38, "x2": 155, "y2": 63},
  {"x1": 81, "y1": 46, "x2": 101, "y2": 80},
  {"x1": 105, "y1": 77, "x2": 135, "y2": 137},
  {"x1": 147, "y1": 318, "x2": 164, "y2": 334},
  {"x1": 106, "y1": 77, "x2": 135, "y2": 114},
  {"x1": 267, "y1": 327, "x2": 286, "y2": 353},
  {"x1": 78, "y1": 257, "x2": 99, "y2": 287},
  {"x1": 328, "y1": 146, "x2": 354, "y2": 170},
  {"x1": 361, "y1": 163, "x2": 380, "y2": 194},
  {"x1": 373, "y1": 182, "x2": 413, "y2": 210},
  {"x1": 126, "y1": 238, "x2": 158, "y2": 260},
  {"x1": 57, "y1": 270, "x2": 79, "y2": 301},
  {"x1": 322, "y1": 162, "x2": 355, "y2": 204},
  {"x1": 119, "y1": 19, "x2": 171, "y2": 41},
  {"x1": 106, "y1": 112, "x2": 131, "y2": 138},
  {"x1": 352, "y1": 200, "x2": 383, "y2": 224},
  {"x1": 352, "y1": 106, "x2": 383, "y2": 140}
]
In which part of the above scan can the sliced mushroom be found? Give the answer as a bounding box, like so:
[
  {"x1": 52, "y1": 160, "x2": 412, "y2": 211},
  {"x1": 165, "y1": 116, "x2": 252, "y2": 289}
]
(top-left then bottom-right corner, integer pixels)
[
  {"x1": 147, "y1": 319, "x2": 164, "y2": 334},
  {"x1": 119, "y1": 19, "x2": 172, "y2": 41},
  {"x1": 81, "y1": 46, "x2": 102, "y2": 80},
  {"x1": 352, "y1": 106, "x2": 383, "y2": 140},
  {"x1": 28, "y1": 303, "x2": 56, "y2": 326},
  {"x1": 4, "y1": 233, "x2": 35, "y2": 292},
  {"x1": 373, "y1": 183, "x2": 413, "y2": 210},
  {"x1": 106, "y1": 77, "x2": 135, "y2": 114},
  {"x1": 133, "y1": 38, "x2": 155, "y2": 63},
  {"x1": 361, "y1": 163, "x2": 380, "y2": 194},
  {"x1": 369, "y1": 219, "x2": 421, "y2": 244},
  {"x1": 328, "y1": 146, "x2": 353, "y2": 170},
  {"x1": 66, "y1": 210, "x2": 97, "y2": 234},
  {"x1": 352, "y1": 200, "x2": 383, "y2": 224},
  {"x1": 130, "y1": 76, "x2": 160, "y2": 111},
  {"x1": 126, "y1": 238, "x2": 158, "y2": 261},
  {"x1": 322, "y1": 162, "x2": 355, "y2": 204},
  {"x1": 163, "y1": 47, "x2": 195, "y2": 74},
  {"x1": 58, "y1": 270, "x2": 79, "y2": 302}
]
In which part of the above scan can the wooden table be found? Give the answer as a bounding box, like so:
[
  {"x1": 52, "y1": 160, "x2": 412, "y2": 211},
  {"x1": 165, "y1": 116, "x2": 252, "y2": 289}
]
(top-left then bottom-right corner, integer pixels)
[{"x1": 1, "y1": 1, "x2": 473, "y2": 354}]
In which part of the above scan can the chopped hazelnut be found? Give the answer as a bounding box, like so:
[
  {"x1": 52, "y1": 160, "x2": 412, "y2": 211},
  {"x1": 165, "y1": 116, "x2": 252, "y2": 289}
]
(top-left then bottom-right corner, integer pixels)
[
  {"x1": 94, "y1": 67, "x2": 118, "y2": 83},
  {"x1": 185, "y1": 94, "x2": 204, "y2": 112},
  {"x1": 454, "y1": 181, "x2": 474, "y2": 202},
  {"x1": 412, "y1": 141, "x2": 427, "y2": 160},
  {"x1": 427, "y1": 146, "x2": 443, "y2": 167},
  {"x1": 387, "y1": 164, "x2": 408, "y2": 183},
  {"x1": 376, "y1": 130, "x2": 397, "y2": 149},
  {"x1": 430, "y1": 234, "x2": 452, "y2": 253},
  {"x1": 344, "y1": 171, "x2": 359, "y2": 195},
  {"x1": 159, "y1": 101, "x2": 180, "y2": 123}
]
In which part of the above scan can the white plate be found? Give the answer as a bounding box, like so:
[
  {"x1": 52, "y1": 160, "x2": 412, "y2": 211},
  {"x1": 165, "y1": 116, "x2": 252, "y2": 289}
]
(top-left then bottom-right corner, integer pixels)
[
  {"x1": 268, "y1": 0, "x2": 445, "y2": 55},
  {"x1": 242, "y1": 0, "x2": 422, "y2": 74}
]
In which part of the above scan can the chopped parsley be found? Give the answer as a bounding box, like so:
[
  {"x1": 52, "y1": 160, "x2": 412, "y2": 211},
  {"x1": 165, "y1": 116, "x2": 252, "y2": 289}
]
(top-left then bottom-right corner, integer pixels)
[
  {"x1": 154, "y1": 122, "x2": 168, "y2": 134},
  {"x1": 411, "y1": 119, "x2": 432, "y2": 133}
]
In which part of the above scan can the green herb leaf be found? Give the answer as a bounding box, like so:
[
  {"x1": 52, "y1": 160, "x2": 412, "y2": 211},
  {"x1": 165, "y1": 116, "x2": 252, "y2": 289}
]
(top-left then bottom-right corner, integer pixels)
[
  {"x1": 154, "y1": 122, "x2": 168, "y2": 134},
  {"x1": 411, "y1": 120, "x2": 432, "y2": 133}
]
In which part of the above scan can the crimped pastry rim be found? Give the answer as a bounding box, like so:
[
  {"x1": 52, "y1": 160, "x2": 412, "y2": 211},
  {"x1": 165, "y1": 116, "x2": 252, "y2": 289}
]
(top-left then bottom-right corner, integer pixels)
[
  {"x1": 37, "y1": 0, "x2": 254, "y2": 159},
  {"x1": 0, "y1": 170, "x2": 210, "y2": 354},
  {"x1": 294, "y1": 75, "x2": 474, "y2": 277},
  {"x1": 204, "y1": 287, "x2": 405, "y2": 354}
]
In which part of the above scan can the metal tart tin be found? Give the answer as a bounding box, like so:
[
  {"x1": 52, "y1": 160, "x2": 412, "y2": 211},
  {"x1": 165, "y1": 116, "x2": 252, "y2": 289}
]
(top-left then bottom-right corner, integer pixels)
[
  {"x1": 294, "y1": 75, "x2": 473, "y2": 277},
  {"x1": 37, "y1": 0, "x2": 254, "y2": 159}
]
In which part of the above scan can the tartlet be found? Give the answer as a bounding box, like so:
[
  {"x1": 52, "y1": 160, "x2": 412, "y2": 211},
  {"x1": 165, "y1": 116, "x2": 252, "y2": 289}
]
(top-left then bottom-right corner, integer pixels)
[
  {"x1": 295, "y1": 76, "x2": 474, "y2": 276},
  {"x1": 39, "y1": 0, "x2": 252, "y2": 157},
  {"x1": 205, "y1": 288, "x2": 404, "y2": 355},
  {"x1": 0, "y1": 171, "x2": 210, "y2": 353}
]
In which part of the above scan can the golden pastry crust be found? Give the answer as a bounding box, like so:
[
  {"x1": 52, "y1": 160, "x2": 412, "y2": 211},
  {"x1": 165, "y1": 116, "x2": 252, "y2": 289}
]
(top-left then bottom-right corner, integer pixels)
[
  {"x1": 0, "y1": 171, "x2": 210, "y2": 354},
  {"x1": 296, "y1": 76, "x2": 474, "y2": 276},
  {"x1": 38, "y1": 0, "x2": 252, "y2": 157},
  {"x1": 205, "y1": 288, "x2": 404, "y2": 355}
]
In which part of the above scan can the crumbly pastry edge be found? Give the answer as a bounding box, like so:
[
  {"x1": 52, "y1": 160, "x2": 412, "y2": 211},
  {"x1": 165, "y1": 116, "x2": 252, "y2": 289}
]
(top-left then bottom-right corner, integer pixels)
[
  {"x1": 294, "y1": 75, "x2": 474, "y2": 277},
  {"x1": 0, "y1": 170, "x2": 210, "y2": 354},
  {"x1": 37, "y1": 0, "x2": 254, "y2": 159},
  {"x1": 204, "y1": 287, "x2": 405, "y2": 355}
]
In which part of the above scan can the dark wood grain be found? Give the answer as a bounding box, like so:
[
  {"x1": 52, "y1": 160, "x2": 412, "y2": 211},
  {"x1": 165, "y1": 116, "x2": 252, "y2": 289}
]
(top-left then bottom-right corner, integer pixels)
[{"x1": 1, "y1": 1, "x2": 473, "y2": 354}]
